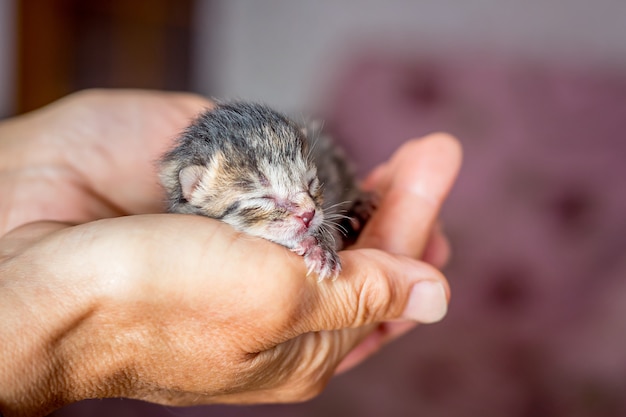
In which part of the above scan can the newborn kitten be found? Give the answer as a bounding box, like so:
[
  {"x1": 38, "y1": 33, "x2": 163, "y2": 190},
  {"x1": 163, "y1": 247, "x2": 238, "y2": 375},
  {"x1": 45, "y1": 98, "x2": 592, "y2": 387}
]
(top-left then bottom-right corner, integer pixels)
[{"x1": 159, "y1": 102, "x2": 374, "y2": 280}]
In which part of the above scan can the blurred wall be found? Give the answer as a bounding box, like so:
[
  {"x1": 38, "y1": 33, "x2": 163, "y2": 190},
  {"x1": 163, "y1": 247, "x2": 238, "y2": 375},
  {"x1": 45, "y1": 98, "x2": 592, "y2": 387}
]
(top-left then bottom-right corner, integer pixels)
[
  {"x1": 194, "y1": 0, "x2": 626, "y2": 111},
  {"x1": 0, "y1": 0, "x2": 15, "y2": 117}
]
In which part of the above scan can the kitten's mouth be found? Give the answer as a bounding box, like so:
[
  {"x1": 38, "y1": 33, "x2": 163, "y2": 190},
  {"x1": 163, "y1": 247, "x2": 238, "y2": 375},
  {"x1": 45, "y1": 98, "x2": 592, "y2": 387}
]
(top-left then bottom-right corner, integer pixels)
[
  {"x1": 294, "y1": 216, "x2": 321, "y2": 237},
  {"x1": 292, "y1": 225, "x2": 312, "y2": 239},
  {"x1": 280, "y1": 225, "x2": 316, "y2": 249},
  {"x1": 273, "y1": 211, "x2": 322, "y2": 244}
]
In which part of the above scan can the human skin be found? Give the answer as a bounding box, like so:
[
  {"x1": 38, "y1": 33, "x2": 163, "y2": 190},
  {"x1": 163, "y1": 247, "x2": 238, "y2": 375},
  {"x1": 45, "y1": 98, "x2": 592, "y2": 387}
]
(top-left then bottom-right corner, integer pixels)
[{"x1": 0, "y1": 90, "x2": 462, "y2": 416}]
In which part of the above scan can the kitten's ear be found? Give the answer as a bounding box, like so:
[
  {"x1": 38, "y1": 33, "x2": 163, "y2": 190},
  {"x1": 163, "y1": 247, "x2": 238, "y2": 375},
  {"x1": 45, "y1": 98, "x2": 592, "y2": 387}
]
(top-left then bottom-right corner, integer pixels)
[
  {"x1": 179, "y1": 165, "x2": 206, "y2": 201},
  {"x1": 179, "y1": 153, "x2": 223, "y2": 202}
]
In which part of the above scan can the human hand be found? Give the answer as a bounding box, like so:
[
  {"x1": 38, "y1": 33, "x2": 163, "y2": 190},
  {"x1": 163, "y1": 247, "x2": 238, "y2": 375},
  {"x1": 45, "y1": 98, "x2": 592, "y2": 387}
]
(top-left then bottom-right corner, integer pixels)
[
  {"x1": 0, "y1": 90, "x2": 461, "y2": 416},
  {"x1": 0, "y1": 89, "x2": 211, "y2": 232}
]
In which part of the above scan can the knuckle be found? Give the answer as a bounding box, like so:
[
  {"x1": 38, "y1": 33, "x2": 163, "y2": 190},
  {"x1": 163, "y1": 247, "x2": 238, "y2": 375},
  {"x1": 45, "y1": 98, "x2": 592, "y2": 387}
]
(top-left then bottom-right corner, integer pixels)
[{"x1": 352, "y1": 270, "x2": 397, "y2": 326}]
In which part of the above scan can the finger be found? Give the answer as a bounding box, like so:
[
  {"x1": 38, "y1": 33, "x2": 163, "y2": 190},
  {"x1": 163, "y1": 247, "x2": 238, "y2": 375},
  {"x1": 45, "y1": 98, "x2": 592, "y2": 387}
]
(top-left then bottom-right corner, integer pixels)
[
  {"x1": 332, "y1": 135, "x2": 460, "y2": 370},
  {"x1": 355, "y1": 133, "x2": 462, "y2": 258},
  {"x1": 288, "y1": 248, "x2": 450, "y2": 375},
  {"x1": 294, "y1": 250, "x2": 450, "y2": 336},
  {"x1": 421, "y1": 221, "x2": 451, "y2": 268},
  {"x1": 284, "y1": 249, "x2": 448, "y2": 378},
  {"x1": 312, "y1": 136, "x2": 460, "y2": 373},
  {"x1": 361, "y1": 162, "x2": 388, "y2": 191},
  {"x1": 335, "y1": 321, "x2": 417, "y2": 374}
]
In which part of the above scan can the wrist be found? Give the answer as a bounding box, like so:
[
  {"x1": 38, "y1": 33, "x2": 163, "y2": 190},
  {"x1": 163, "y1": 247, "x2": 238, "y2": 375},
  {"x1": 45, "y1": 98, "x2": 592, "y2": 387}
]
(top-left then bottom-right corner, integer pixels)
[{"x1": 0, "y1": 225, "x2": 116, "y2": 416}]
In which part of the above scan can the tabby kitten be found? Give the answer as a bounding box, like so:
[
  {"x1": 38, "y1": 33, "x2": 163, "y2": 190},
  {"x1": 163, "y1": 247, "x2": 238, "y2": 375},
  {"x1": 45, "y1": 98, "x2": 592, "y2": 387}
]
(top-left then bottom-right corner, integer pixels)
[{"x1": 160, "y1": 102, "x2": 374, "y2": 280}]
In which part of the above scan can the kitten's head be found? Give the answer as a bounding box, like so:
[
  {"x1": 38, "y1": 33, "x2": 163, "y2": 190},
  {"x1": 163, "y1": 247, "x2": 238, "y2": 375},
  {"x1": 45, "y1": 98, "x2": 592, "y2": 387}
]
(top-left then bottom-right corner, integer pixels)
[{"x1": 170, "y1": 103, "x2": 326, "y2": 249}]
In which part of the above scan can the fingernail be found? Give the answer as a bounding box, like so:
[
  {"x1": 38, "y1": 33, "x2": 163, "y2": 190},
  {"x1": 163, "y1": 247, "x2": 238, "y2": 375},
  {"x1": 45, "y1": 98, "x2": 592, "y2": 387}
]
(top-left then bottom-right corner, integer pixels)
[{"x1": 403, "y1": 281, "x2": 448, "y2": 323}]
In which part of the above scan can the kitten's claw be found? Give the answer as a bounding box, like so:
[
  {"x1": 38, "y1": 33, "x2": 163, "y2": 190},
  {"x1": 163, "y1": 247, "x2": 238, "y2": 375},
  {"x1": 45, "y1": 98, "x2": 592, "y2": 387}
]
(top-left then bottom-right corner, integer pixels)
[
  {"x1": 304, "y1": 247, "x2": 341, "y2": 281},
  {"x1": 293, "y1": 237, "x2": 341, "y2": 281}
]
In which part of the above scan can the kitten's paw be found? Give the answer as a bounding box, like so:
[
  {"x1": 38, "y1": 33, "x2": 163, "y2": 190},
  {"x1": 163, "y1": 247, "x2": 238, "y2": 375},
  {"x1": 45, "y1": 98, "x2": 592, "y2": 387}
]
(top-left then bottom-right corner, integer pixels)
[
  {"x1": 348, "y1": 192, "x2": 379, "y2": 231},
  {"x1": 304, "y1": 246, "x2": 341, "y2": 282},
  {"x1": 339, "y1": 191, "x2": 379, "y2": 247},
  {"x1": 293, "y1": 237, "x2": 341, "y2": 281}
]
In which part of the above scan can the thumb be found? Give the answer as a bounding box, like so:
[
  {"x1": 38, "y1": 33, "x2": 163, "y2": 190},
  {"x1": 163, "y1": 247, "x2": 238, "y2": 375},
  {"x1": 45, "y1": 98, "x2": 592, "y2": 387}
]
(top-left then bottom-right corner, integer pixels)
[{"x1": 294, "y1": 249, "x2": 449, "y2": 334}]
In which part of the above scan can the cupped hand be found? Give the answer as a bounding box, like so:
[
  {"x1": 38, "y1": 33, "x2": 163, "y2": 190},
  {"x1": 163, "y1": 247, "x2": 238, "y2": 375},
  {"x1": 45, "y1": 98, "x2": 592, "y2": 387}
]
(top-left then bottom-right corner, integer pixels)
[
  {"x1": 0, "y1": 90, "x2": 461, "y2": 416},
  {"x1": 0, "y1": 89, "x2": 211, "y2": 232}
]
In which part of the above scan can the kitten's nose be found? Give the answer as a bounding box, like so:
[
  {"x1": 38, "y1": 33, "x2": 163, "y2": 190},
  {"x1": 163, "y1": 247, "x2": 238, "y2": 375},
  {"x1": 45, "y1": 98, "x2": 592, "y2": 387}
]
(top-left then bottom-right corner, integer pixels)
[{"x1": 298, "y1": 210, "x2": 316, "y2": 228}]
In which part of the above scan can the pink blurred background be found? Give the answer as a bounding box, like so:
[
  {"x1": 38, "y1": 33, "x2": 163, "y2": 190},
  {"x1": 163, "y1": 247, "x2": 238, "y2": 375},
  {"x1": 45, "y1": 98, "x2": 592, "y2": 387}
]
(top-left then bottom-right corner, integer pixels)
[{"x1": 2, "y1": 1, "x2": 625, "y2": 416}]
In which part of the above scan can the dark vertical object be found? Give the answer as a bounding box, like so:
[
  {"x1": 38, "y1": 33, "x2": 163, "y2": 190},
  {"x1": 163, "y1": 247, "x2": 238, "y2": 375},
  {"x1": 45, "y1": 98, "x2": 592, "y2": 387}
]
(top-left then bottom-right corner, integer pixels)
[
  {"x1": 16, "y1": 0, "x2": 75, "y2": 113},
  {"x1": 16, "y1": 0, "x2": 193, "y2": 114}
]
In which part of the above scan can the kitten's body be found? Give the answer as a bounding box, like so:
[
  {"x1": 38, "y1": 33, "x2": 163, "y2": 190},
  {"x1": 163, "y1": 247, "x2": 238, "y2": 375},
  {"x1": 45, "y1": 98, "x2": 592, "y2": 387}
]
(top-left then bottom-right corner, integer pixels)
[{"x1": 160, "y1": 102, "x2": 373, "y2": 280}]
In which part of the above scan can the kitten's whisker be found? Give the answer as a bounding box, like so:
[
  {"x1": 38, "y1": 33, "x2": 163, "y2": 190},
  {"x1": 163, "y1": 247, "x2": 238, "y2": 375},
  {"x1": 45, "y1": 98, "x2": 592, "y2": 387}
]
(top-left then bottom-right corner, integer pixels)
[
  {"x1": 320, "y1": 222, "x2": 342, "y2": 243},
  {"x1": 324, "y1": 220, "x2": 348, "y2": 237},
  {"x1": 325, "y1": 213, "x2": 353, "y2": 222},
  {"x1": 323, "y1": 200, "x2": 352, "y2": 212},
  {"x1": 304, "y1": 121, "x2": 323, "y2": 163},
  {"x1": 306, "y1": 135, "x2": 320, "y2": 163},
  {"x1": 321, "y1": 225, "x2": 338, "y2": 246}
]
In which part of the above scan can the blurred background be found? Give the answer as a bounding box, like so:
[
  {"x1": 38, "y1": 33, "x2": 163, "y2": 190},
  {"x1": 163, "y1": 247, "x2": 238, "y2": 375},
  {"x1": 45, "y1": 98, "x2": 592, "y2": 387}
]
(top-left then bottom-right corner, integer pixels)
[{"x1": 3, "y1": 1, "x2": 626, "y2": 416}]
